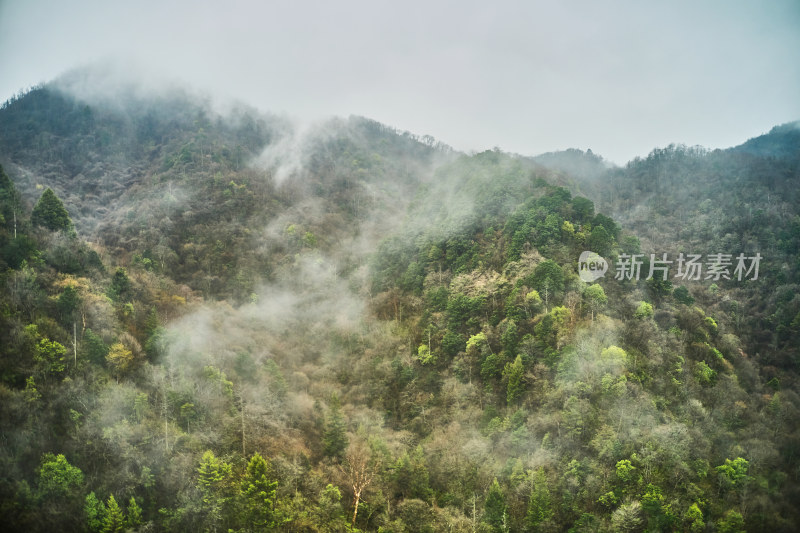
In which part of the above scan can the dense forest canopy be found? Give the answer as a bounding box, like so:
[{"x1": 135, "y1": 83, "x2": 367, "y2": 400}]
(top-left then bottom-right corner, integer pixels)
[{"x1": 0, "y1": 74, "x2": 799, "y2": 532}]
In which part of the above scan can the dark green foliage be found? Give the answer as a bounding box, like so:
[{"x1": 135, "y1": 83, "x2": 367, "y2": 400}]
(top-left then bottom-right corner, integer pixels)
[
  {"x1": 441, "y1": 330, "x2": 464, "y2": 357},
  {"x1": 571, "y1": 196, "x2": 595, "y2": 223},
  {"x1": 504, "y1": 354, "x2": 525, "y2": 404},
  {"x1": 484, "y1": 478, "x2": 507, "y2": 531},
  {"x1": 43, "y1": 234, "x2": 102, "y2": 274},
  {"x1": 591, "y1": 213, "x2": 619, "y2": 239},
  {"x1": 371, "y1": 236, "x2": 419, "y2": 293},
  {"x1": 504, "y1": 287, "x2": 525, "y2": 321},
  {"x1": 396, "y1": 498, "x2": 435, "y2": 533},
  {"x1": 314, "y1": 483, "x2": 346, "y2": 528},
  {"x1": 108, "y1": 267, "x2": 131, "y2": 301},
  {"x1": 502, "y1": 186, "x2": 585, "y2": 260},
  {"x1": 620, "y1": 234, "x2": 641, "y2": 254},
  {"x1": 646, "y1": 275, "x2": 673, "y2": 304},
  {"x1": 241, "y1": 453, "x2": 278, "y2": 529},
  {"x1": 527, "y1": 260, "x2": 564, "y2": 309},
  {"x1": 322, "y1": 395, "x2": 348, "y2": 459},
  {"x1": 446, "y1": 292, "x2": 485, "y2": 332},
  {"x1": 392, "y1": 446, "x2": 433, "y2": 501},
  {"x1": 534, "y1": 306, "x2": 570, "y2": 350},
  {"x1": 85, "y1": 492, "x2": 106, "y2": 533},
  {"x1": 673, "y1": 285, "x2": 694, "y2": 305},
  {"x1": 537, "y1": 186, "x2": 571, "y2": 213},
  {"x1": 526, "y1": 468, "x2": 553, "y2": 529},
  {"x1": 57, "y1": 285, "x2": 81, "y2": 326},
  {"x1": 570, "y1": 512, "x2": 600, "y2": 532},
  {"x1": 587, "y1": 225, "x2": 613, "y2": 256},
  {"x1": 83, "y1": 329, "x2": 109, "y2": 365},
  {"x1": 0, "y1": 164, "x2": 21, "y2": 236},
  {"x1": 640, "y1": 484, "x2": 675, "y2": 530},
  {"x1": 401, "y1": 261, "x2": 425, "y2": 294},
  {"x1": 481, "y1": 352, "x2": 506, "y2": 381},
  {"x1": 143, "y1": 307, "x2": 159, "y2": 337},
  {"x1": 425, "y1": 285, "x2": 449, "y2": 311},
  {"x1": 500, "y1": 320, "x2": 519, "y2": 353},
  {"x1": 1, "y1": 234, "x2": 38, "y2": 269},
  {"x1": 31, "y1": 188, "x2": 72, "y2": 231},
  {"x1": 716, "y1": 509, "x2": 745, "y2": 533}
]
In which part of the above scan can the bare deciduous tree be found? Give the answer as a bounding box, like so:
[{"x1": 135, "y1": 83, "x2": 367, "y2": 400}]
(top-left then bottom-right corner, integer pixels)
[{"x1": 338, "y1": 439, "x2": 379, "y2": 527}]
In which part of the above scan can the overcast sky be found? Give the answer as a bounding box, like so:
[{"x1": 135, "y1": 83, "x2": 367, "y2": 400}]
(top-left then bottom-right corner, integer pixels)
[{"x1": 1, "y1": 0, "x2": 798, "y2": 164}]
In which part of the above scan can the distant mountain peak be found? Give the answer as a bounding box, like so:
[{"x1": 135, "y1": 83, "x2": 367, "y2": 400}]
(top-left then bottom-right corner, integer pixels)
[
  {"x1": 531, "y1": 147, "x2": 615, "y2": 181},
  {"x1": 731, "y1": 120, "x2": 800, "y2": 158}
]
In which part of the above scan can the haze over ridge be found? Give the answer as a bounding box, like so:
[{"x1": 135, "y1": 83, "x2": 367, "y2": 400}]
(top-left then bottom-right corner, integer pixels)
[{"x1": 2, "y1": 0, "x2": 799, "y2": 165}]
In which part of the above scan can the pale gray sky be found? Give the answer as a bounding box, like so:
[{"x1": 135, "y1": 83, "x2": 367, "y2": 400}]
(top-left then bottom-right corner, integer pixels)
[{"x1": 1, "y1": 0, "x2": 798, "y2": 164}]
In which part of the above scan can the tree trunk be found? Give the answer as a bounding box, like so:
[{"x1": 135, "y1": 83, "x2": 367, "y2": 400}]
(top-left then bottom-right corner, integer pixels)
[
  {"x1": 241, "y1": 396, "x2": 246, "y2": 457},
  {"x1": 352, "y1": 489, "x2": 361, "y2": 526}
]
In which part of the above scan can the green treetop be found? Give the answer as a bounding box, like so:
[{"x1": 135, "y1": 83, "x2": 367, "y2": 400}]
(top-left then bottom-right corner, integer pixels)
[
  {"x1": 484, "y1": 478, "x2": 507, "y2": 532},
  {"x1": 84, "y1": 492, "x2": 106, "y2": 533},
  {"x1": 38, "y1": 453, "x2": 83, "y2": 498},
  {"x1": 126, "y1": 496, "x2": 143, "y2": 529},
  {"x1": 583, "y1": 284, "x2": 607, "y2": 322},
  {"x1": 526, "y1": 468, "x2": 553, "y2": 529},
  {"x1": 31, "y1": 187, "x2": 73, "y2": 231},
  {"x1": 241, "y1": 453, "x2": 279, "y2": 529},
  {"x1": 101, "y1": 494, "x2": 125, "y2": 533},
  {"x1": 504, "y1": 354, "x2": 525, "y2": 405},
  {"x1": 323, "y1": 394, "x2": 349, "y2": 459}
]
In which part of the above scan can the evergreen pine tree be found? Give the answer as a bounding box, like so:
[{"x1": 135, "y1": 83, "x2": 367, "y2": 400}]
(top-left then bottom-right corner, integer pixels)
[
  {"x1": 504, "y1": 354, "x2": 525, "y2": 405},
  {"x1": 84, "y1": 491, "x2": 106, "y2": 533},
  {"x1": 526, "y1": 468, "x2": 553, "y2": 530},
  {"x1": 484, "y1": 478, "x2": 507, "y2": 532},
  {"x1": 84, "y1": 329, "x2": 109, "y2": 365},
  {"x1": 31, "y1": 187, "x2": 72, "y2": 231},
  {"x1": 391, "y1": 445, "x2": 432, "y2": 501},
  {"x1": 322, "y1": 394, "x2": 348, "y2": 459},
  {"x1": 126, "y1": 496, "x2": 143, "y2": 529},
  {"x1": 241, "y1": 453, "x2": 278, "y2": 529},
  {"x1": 198, "y1": 450, "x2": 230, "y2": 497},
  {"x1": 197, "y1": 450, "x2": 232, "y2": 530},
  {"x1": 57, "y1": 284, "x2": 81, "y2": 326},
  {"x1": 102, "y1": 494, "x2": 125, "y2": 533},
  {"x1": 108, "y1": 267, "x2": 131, "y2": 302}
]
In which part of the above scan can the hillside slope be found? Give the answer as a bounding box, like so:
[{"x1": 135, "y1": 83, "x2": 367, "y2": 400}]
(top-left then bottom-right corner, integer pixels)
[{"x1": 0, "y1": 76, "x2": 798, "y2": 532}]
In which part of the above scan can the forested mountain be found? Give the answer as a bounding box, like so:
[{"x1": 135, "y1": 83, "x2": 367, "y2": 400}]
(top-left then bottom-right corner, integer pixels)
[{"x1": 0, "y1": 73, "x2": 798, "y2": 532}]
